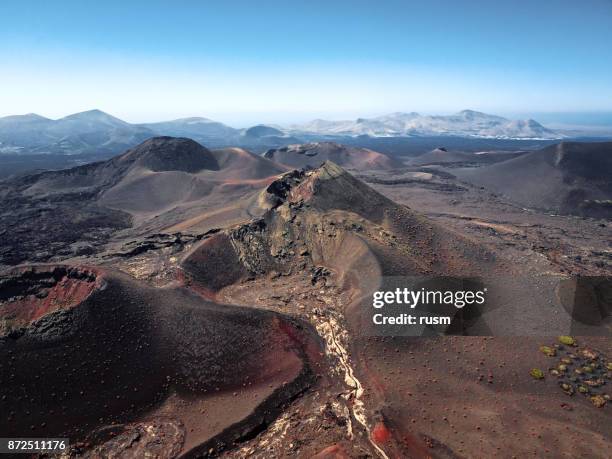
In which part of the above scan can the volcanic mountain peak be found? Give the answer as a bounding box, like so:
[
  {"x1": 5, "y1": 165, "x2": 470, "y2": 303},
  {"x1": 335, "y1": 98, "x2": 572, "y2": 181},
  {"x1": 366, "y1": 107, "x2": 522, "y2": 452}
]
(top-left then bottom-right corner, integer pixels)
[
  {"x1": 184, "y1": 159, "x2": 495, "y2": 303},
  {"x1": 243, "y1": 124, "x2": 285, "y2": 138},
  {"x1": 315, "y1": 159, "x2": 345, "y2": 179},
  {"x1": 0, "y1": 109, "x2": 155, "y2": 155},
  {"x1": 171, "y1": 116, "x2": 216, "y2": 124},
  {"x1": 266, "y1": 160, "x2": 352, "y2": 195},
  {"x1": 0, "y1": 113, "x2": 50, "y2": 123},
  {"x1": 59, "y1": 109, "x2": 130, "y2": 127},
  {"x1": 138, "y1": 117, "x2": 240, "y2": 141},
  {"x1": 261, "y1": 160, "x2": 396, "y2": 223},
  {"x1": 504, "y1": 118, "x2": 547, "y2": 130},
  {"x1": 381, "y1": 111, "x2": 421, "y2": 119},
  {"x1": 117, "y1": 136, "x2": 219, "y2": 173},
  {"x1": 456, "y1": 109, "x2": 505, "y2": 120},
  {"x1": 525, "y1": 118, "x2": 544, "y2": 127}
]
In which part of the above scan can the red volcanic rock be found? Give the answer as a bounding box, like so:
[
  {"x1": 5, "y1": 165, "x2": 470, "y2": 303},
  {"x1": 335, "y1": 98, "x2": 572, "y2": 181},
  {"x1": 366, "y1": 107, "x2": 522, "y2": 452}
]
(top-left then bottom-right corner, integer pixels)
[
  {"x1": 0, "y1": 265, "x2": 102, "y2": 334},
  {"x1": 371, "y1": 421, "x2": 392, "y2": 444}
]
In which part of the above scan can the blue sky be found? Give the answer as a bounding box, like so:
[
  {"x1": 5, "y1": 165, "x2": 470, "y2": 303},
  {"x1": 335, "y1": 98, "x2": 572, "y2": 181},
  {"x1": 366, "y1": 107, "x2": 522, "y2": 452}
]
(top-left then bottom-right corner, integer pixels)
[{"x1": 1, "y1": 0, "x2": 611, "y2": 126}]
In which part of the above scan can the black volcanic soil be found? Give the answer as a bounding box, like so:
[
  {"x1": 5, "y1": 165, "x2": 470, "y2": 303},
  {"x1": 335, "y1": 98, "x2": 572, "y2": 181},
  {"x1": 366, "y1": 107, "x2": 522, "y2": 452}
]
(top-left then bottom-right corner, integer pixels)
[
  {"x1": 0, "y1": 192, "x2": 132, "y2": 266},
  {"x1": 119, "y1": 136, "x2": 220, "y2": 173},
  {"x1": 361, "y1": 159, "x2": 611, "y2": 277},
  {"x1": 408, "y1": 148, "x2": 527, "y2": 167},
  {"x1": 352, "y1": 336, "x2": 611, "y2": 458}
]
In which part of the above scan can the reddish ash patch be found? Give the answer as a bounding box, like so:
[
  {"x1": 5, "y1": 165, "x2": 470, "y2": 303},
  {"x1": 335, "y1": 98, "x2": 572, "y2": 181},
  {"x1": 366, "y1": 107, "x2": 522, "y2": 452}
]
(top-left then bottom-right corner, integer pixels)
[
  {"x1": 371, "y1": 421, "x2": 392, "y2": 444},
  {"x1": 0, "y1": 267, "x2": 102, "y2": 328},
  {"x1": 289, "y1": 176, "x2": 317, "y2": 203},
  {"x1": 275, "y1": 316, "x2": 324, "y2": 367}
]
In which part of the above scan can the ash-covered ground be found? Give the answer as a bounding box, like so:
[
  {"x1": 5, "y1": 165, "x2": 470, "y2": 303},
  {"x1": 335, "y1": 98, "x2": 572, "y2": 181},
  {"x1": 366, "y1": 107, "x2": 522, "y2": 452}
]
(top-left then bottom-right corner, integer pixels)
[{"x1": 0, "y1": 137, "x2": 610, "y2": 458}]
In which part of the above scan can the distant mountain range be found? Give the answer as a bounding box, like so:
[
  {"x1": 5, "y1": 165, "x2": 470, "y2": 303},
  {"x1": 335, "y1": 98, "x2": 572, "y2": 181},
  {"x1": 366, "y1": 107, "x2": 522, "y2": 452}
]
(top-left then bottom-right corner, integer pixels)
[
  {"x1": 139, "y1": 117, "x2": 240, "y2": 142},
  {"x1": 0, "y1": 110, "x2": 153, "y2": 155},
  {"x1": 0, "y1": 109, "x2": 564, "y2": 155},
  {"x1": 288, "y1": 110, "x2": 562, "y2": 139}
]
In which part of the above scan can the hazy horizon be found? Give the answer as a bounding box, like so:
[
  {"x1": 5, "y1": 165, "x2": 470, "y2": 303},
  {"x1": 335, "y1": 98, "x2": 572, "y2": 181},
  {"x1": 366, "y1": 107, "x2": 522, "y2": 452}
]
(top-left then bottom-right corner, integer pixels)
[
  {"x1": 1, "y1": 0, "x2": 611, "y2": 126},
  {"x1": 3, "y1": 107, "x2": 612, "y2": 131}
]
